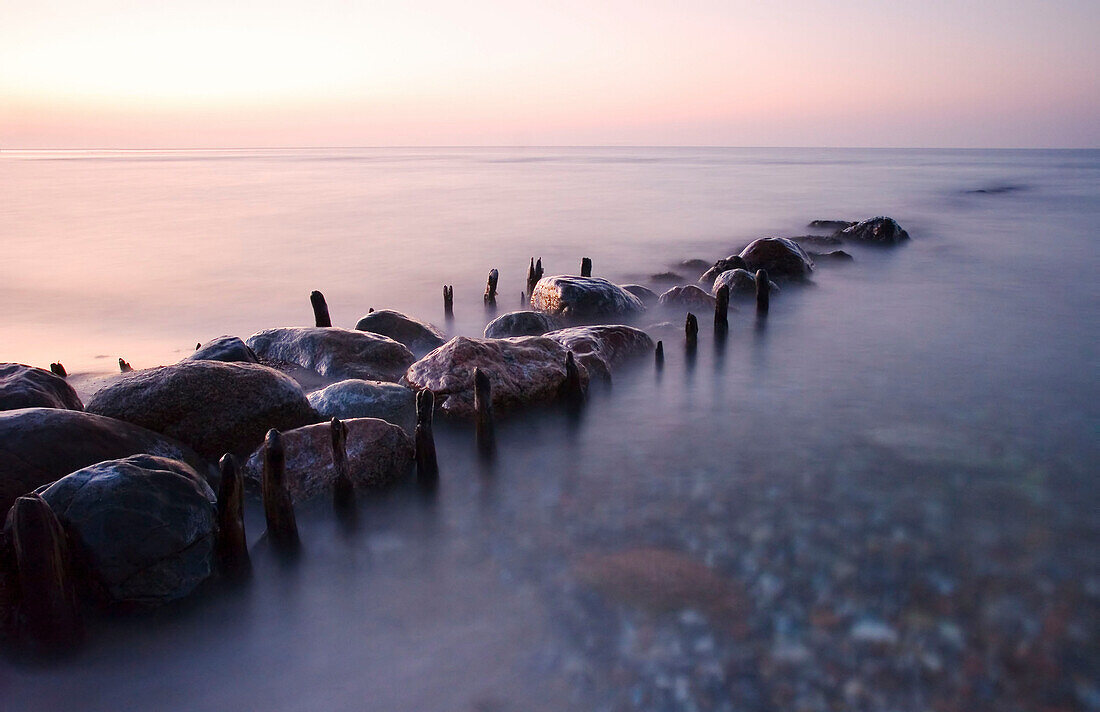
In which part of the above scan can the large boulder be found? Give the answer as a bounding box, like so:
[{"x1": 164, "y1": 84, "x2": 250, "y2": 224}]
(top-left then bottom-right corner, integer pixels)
[
  {"x1": 837, "y1": 216, "x2": 910, "y2": 245},
  {"x1": 697, "y1": 256, "x2": 746, "y2": 285},
  {"x1": 711, "y1": 268, "x2": 780, "y2": 298},
  {"x1": 187, "y1": 336, "x2": 258, "y2": 364},
  {"x1": 354, "y1": 310, "x2": 446, "y2": 357},
  {"x1": 483, "y1": 311, "x2": 561, "y2": 339},
  {"x1": 85, "y1": 361, "x2": 315, "y2": 461},
  {"x1": 307, "y1": 379, "x2": 416, "y2": 434},
  {"x1": 738, "y1": 237, "x2": 814, "y2": 280},
  {"x1": 0, "y1": 408, "x2": 212, "y2": 514},
  {"x1": 620, "y1": 284, "x2": 658, "y2": 306},
  {"x1": 241, "y1": 418, "x2": 413, "y2": 504},
  {"x1": 404, "y1": 336, "x2": 586, "y2": 417},
  {"x1": 545, "y1": 326, "x2": 654, "y2": 381},
  {"x1": 657, "y1": 285, "x2": 716, "y2": 311},
  {"x1": 37, "y1": 455, "x2": 215, "y2": 606},
  {"x1": 247, "y1": 327, "x2": 414, "y2": 383},
  {"x1": 0, "y1": 363, "x2": 83, "y2": 412},
  {"x1": 530, "y1": 276, "x2": 645, "y2": 321}
]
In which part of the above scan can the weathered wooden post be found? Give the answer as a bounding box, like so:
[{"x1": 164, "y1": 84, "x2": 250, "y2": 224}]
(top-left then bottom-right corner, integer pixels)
[
  {"x1": 714, "y1": 284, "x2": 730, "y2": 332},
  {"x1": 755, "y1": 269, "x2": 770, "y2": 314},
  {"x1": 474, "y1": 367, "x2": 495, "y2": 457},
  {"x1": 580, "y1": 257, "x2": 592, "y2": 277},
  {"x1": 310, "y1": 290, "x2": 332, "y2": 327},
  {"x1": 562, "y1": 351, "x2": 585, "y2": 405},
  {"x1": 415, "y1": 389, "x2": 439, "y2": 489},
  {"x1": 10, "y1": 493, "x2": 82, "y2": 651},
  {"x1": 443, "y1": 285, "x2": 454, "y2": 318},
  {"x1": 330, "y1": 418, "x2": 356, "y2": 522},
  {"x1": 526, "y1": 258, "x2": 544, "y2": 296},
  {"x1": 685, "y1": 313, "x2": 699, "y2": 348},
  {"x1": 215, "y1": 454, "x2": 251, "y2": 580},
  {"x1": 118, "y1": 358, "x2": 132, "y2": 373},
  {"x1": 262, "y1": 429, "x2": 300, "y2": 554},
  {"x1": 483, "y1": 269, "x2": 499, "y2": 305},
  {"x1": 655, "y1": 340, "x2": 664, "y2": 368},
  {"x1": 49, "y1": 363, "x2": 67, "y2": 378}
]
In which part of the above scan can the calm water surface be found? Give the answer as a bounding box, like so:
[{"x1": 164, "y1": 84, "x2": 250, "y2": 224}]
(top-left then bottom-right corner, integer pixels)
[{"x1": 1, "y1": 148, "x2": 1098, "y2": 711}]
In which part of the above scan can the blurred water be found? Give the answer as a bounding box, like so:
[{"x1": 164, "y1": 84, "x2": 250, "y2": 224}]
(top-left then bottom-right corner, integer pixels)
[{"x1": 1, "y1": 148, "x2": 1098, "y2": 711}]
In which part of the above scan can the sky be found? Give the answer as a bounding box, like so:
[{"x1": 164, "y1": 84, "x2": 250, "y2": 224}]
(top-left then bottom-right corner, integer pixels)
[{"x1": 2, "y1": 0, "x2": 1099, "y2": 148}]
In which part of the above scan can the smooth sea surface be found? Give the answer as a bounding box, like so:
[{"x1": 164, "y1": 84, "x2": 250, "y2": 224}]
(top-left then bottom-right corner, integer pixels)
[{"x1": 1, "y1": 147, "x2": 1098, "y2": 711}]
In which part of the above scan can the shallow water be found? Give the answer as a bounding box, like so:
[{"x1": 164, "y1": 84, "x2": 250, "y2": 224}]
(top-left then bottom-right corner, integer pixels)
[{"x1": 1, "y1": 148, "x2": 1098, "y2": 711}]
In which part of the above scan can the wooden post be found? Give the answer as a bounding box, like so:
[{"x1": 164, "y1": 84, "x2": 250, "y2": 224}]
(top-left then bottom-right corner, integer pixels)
[
  {"x1": 118, "y1": 358, "x2": 132, "y2": 373},
  {"x1": 755, "y1": 269, "x2": 770, "y2": 314},
  {"x1": 685, "y1": 313, "x2": 699, "y2": 348},
  {"x1": 483, "y1": 269, "x2": 499, "y2": 305},
  {"x1": 330, "y1": 418, "x2": 356, "y2": 522},
  {"x1": 714, "y1": 284, "x2": 730, "y2": 332},
  {"x1": 526, "y1": 258, "x2": 537, "y2": 298},
  {"x1": 474, "y1": 367, "x2": 495, "y2": 457},
  {"x1": 443, "y1": 285, "x2": 454, "y2": 318},
  {"x1": 216, "y1": 454, "x2": 251, "y2": 580},
  {"x1": 655, "y1": 340, "x2": 664, "y2": 368},
  {"x1": 262, "y1": 429, "x2": 300, "y2": 554},
  {"x1": 310, "y1": 290, "x2": 332, "y2": 328},
  {"x1": 562, "y1": 351, "x2": 584, "y2": 405},
  {"x1": 415, "y1": 389, "x2": 439, "y2": 489},
  {"x1": 49, "y1": 363, "x2": 67, "y2": 378},
  {"x1": 580, "y1": 257, "x2": 592, "y2": 277},
  {"x1": 10, "y1": 493, "x2": 82, "y2": 651}
]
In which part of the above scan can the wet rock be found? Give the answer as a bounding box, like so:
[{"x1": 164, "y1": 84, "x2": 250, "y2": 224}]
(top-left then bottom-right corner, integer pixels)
[
  {"x1": 530, "y1": 276, "x2": 645, "y2": 322},
  {"x1": 738, "y1": 237, "x2": 814, "y2": 280},
  {"x1": 0, "y1": 363, "x2": 83, "y2": 412},
  {"x1": 37, "y1": 455, "x2": 216, "y2": 605},
  {"x1": 710, "y1": 268, "x2": 780, "y2": 297},
  {"x1": 354, "y1": 309, "x2": 446, "y2": 357},
  {"x1": 809, "y1": 249, "x2": 853, "y2": 261},
  {"x1": 837, "y1": 216, "x2": 910, "y2": 245},
  {"x1": 544, "y1": 325, "x2": 654, "y2": 381},
  {"x1": 698, "y1": 256, "x2": 746, "y2": 285},
  {"x1": 187, "y1": 336, "x2": 258, "y2": 364},
  {"x1": 0, "y1": 408, "x2": 212, "y2": 514},
  {"x1": 680, "y1": 258, "x2": 712, "y2": 271},
  {"x1": 483, "y1": 311, "x2": 561, "y2": 339},
  {"x1": 241, "y1": 418, "x2": 413, "y2": 503},
  {"x1": 807, "y1": 219, "x2": 854, "y2": 231},
  {"x1": 247, "y1": 327, "x2": 414, "y2": 383},
  {"x1": 650, "y1": 271, "x2": 684, "y2": 283},
  {"x1": 307, "y1": 379, "x2": 415, "y2": 434},
  {"x1": 86, "y1": 361, "x2": 315, "y2": 461},
  {"x1": 404, "y1": 336, "x2": 586, "y2": 417},
  {"x1": 657, "y1": 285, "x2": 716, "y2": 311},
  {"x1": 620, "y1": 284, "x2": 659, "y2": 307}
]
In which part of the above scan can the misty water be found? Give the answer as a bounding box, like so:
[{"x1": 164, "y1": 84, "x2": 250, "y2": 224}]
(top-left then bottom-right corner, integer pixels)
[{"x1": 1, "y1": 148, "x2": 1098, "y2": 711}]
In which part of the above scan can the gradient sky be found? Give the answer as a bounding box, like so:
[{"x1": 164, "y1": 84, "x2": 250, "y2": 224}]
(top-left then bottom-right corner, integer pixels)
[{"x1": 2, "y1": 0, "x2": 1098, "y2": 148}]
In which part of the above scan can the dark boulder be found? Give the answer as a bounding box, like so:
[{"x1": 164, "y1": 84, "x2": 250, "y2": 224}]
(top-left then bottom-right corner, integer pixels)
[
  {"x1": 0, "y1": 363, "x2": 83, "y2": 412},
  {"x1": 354, "y1": 310, "x2": 446, "y2": 357},
  {"x1": 247, "y1": 327, "x2": 414, "y2": 383},
  {"x1": 241, "y1": 418, "x2": 413, "y2": 504},
  {"x1": 738, "y1": 237, "x2": 814, "y2": 280},
  {"x1": 808, "y1": 219, "x2": 855, "y2": 231},
  {"x1": 837, "y1": 216, "x2": 910, "y2": 245},
  {"x1": 810, "y1": 249, "x2": 854, "y2": 261},
  {"x1": 545, "y1": 325, "x2": 654, "y2": 381},
  {"x1": 307, "y1": 379, "x2": 416, "y2": 434},
  {"x1": 530, "y1": 276, "x2": 645, "y2": 322},
  {"x1": 711, "y1": 268, "x2": 780, "y2": 297},
  {"x1": 657, "y1": 285, "x2": 716, "y2": 311},
  {"x1": 404, "y1": 336, "x2": 587, "y2": 417},
  {"x1": 620, "y1": 285, "x2": 658, "y2": 306},
  {"x1": 86, "y1": 361, "x2": 315, "y2": 461},
  {"x1": 38, "y1": 455, "x2": 216, "y2": 605},
  {"x1": 698, "y1": 256, "x2": 746, "y2": 285},
  {"x1": 483, "y1": 311, "x2": 561, "y2": 339},
  {"x1": 187, "y1": 336, "x2": 258, "y2": 364},
  {"x1": 0, "y1": 408, "x2": 212, "y2": 514}
]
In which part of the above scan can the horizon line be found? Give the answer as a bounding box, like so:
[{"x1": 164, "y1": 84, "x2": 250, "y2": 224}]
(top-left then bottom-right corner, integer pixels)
[{"x1": 3, "y1": 144, "x2": 1098, "y2": 152}]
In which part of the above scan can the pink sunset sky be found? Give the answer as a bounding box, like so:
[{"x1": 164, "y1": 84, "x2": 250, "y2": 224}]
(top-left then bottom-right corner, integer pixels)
[{"x1": 2, "y1": 0, "x2": 1098, "y2": 148}]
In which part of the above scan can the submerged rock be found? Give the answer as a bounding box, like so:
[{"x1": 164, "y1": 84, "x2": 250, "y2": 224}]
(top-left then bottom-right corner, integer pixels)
[
  {"x1": 680, "y1": 258, "x2": 712, "y2": 271},
  {"x1": 354, "y1": 310, "x2": 446, "y2": 356},
  {"x1": 649, "y1": 271, "x2": 684, "y2": 283},
  {"x1": 544, "y1": 325, "x2": 654, "y2": 381},
  {"x1": 711, "y1": 268, "x2": 780, "y2": 297},
  {"x1": 38, "y1": 455, "x2": 216, "y2": 606},
  {"x1": 0, "y1": 408, "x2": 212, "y2": 514},
  {"x1": 808, "y1": 219, "x2": 855, "y2": 231},
  {"x1": 0, "y1": 363, "x2": 83, "y2": 412},
  {"x1": 530, "y1": 276, "x2": 645, "y2": 321},
  {"x1": 739, "y1": 237, "x2": 814, "y2": 280},
  {"x1": 247, "y1": 327, "x2": 414, "y2": 383},
  {"x1": 838, "y1": 216, "x2": 910, "y2": 245},
  {"x1": 86, "y1": 361, "x2": 315, "y2": 461},
  {"x1": 483, "y1": 311, "x2": 561, "y2": 339},
  {"x1": 620, "y1": 284, "x2": 658, "y2": 306},
  {"x1": 698, "y1": 256, "x2": 746, "y2": 285},
  {"x1": 810, "y1": 249, "x2": 854, "y2": 261},
  {"x1": 241, "y1": 418, "x2": 413, "y2": 503},
  {"x1": 791, "y1": 233, "x2": 844, "y2": 247},
  {"x1": 657, "y1": 285, "x2": 716, "y2": 311},
  {"x1": 404, "y1": 336, "x2": 586, "y2": 417},
  {"x1": 187, "y1": 336, "x2": 258, "y2": 364},
  {"x1": 307, "y1": 379, "x2": 415, "y2": 434}
]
